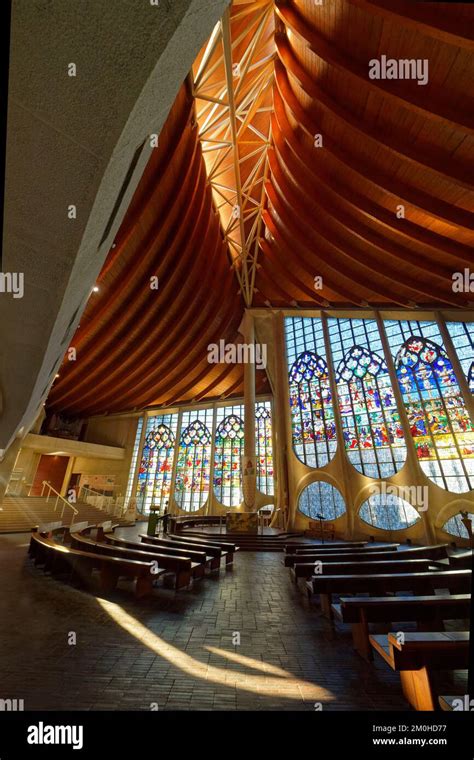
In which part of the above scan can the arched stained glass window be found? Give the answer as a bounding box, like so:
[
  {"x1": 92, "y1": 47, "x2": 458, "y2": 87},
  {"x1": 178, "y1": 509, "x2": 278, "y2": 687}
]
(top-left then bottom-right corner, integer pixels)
[
  {"x1": 214, "y1": 409, "x2": 244, "y2": 506},
  {"x1": 288, "y1": 351, "x2": 336, "y2": 468},
  {"x1": 446, "y1": 321, "x2": 474, "y2": 393},
  {"x1": 175, "y1": 410, "x2": 212, "y2": 512},
  {"x1": 328, "y1": 318, "x2": 406, "y2": 478},
  {"x1": 285, "y1": 317, "x2": 336, "y2": 468},
  {"x1": 298, "y1": 481, "x2": 346, "y2": 520},
  {"x1": 442, "y1": 512, "x2": 474, "y2": 539},
  {"x1": 391, "y1": 331, "x2": 474, "y2": 493},
  {"x1": 136, "y1": 414, "x2": 177, "y2": 513},
  {"x1": 359, "y1": 493, "x2": 421, "y2": 531},
  {"x1": 256, "y1": 402, "x2": 274, "y2": 495}
]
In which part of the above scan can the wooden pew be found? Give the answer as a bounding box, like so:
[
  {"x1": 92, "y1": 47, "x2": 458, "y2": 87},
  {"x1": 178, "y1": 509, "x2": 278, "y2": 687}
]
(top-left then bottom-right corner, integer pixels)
[
  {"x1": 285, "y1": 545, "x2": 448, "y2": 567},
  {"x1": 29, "y1": 532, "x2": 163, "y2": 598},
  {"x1": 306, "y1": 569, "x2": 472, "y2": 619},
  {"x1": 291, "y1": 558, "x2": 435, "y2": 581},
  {"x1": 449, "y1": 550, "x2": 473, "y2": 570},
  {"x1": 332, "y1": 594, "x2": 471, "y2": 661},
  {"x1": 139, "y1": 533, "x2": 235, "y2": 567},
  {"x1": 157, "y1": 532, "x2": 238, "y2": 552},
  {"x1": 70, "y1": 533, "x2": 202, "y2": 590},
  {"x1": 370, "y1": 631, "x2": 470, "y2": 711},
  {"x1": 105, "y1": 534, "x2": 220, "y2": 572},
  {"x1": 292, "y1": 544, "x2": 399, "y2": 555},
  {"x1": 284, "y1": 541, "x2": 368, "y2": 552}
]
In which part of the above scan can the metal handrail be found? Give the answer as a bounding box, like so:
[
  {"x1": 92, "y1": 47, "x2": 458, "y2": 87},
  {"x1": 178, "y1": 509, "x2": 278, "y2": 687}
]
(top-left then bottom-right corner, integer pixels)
[
  {"x1": 41, "y1": 480, "x2": 79, "y2": 524},
  {"x1": 79, "y1": 485, "x2": 124, "y2": 516},
  {"x1": 79, "y1": 485, "x2": 106, "y2": 498}
]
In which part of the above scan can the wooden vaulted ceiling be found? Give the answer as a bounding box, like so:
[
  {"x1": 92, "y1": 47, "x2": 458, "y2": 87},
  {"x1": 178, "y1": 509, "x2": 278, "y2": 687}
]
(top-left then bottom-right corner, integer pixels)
[
  {"x1": 47, "y1": 0, "x2": 474, "y2": 417},
  {"x1": 48, "y1": 84, "x2": 271, "y2": 417},
  {"x1": 258, "y1": 0, "x2": 474, "y2": 309}
]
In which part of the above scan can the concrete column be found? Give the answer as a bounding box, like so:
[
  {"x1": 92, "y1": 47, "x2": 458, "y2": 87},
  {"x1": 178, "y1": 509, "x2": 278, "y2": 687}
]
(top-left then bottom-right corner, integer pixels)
[
  {"x1": 206, "y1": 403, "x2": 218, "y2": 516},
  {"x1": 60, "y1": 456, "x2": 75, "y2": 498},
  {"x1": 321, "y1": 312, "x2": 358, "y2": 539},
  {"x1": 168, "y1": 411, "x2": 183, "y2": 516},
  {"x1": 272, "y1": 312, "x2": 291, "y2": 529},
  {"x1": 242, "y1": 310, "x2": 256, "y2": 510},
  {"x1": 129, "y1": 415, "x2": 147, "y2": 511},
  {"x1": 0, "y1": 439, "x2": 22, "y2": 507}
]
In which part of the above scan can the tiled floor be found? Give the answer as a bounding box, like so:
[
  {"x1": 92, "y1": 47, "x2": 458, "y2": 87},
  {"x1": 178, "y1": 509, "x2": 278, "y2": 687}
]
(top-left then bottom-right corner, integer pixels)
[{"x1": 0, "y1": 530, "x2": 465, "y2": 711}]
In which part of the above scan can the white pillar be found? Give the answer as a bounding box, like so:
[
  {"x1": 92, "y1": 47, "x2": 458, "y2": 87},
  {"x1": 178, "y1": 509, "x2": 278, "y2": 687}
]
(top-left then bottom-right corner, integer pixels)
[{"x1": 242, "y1": 310, "x2": 256, "y2": 510}]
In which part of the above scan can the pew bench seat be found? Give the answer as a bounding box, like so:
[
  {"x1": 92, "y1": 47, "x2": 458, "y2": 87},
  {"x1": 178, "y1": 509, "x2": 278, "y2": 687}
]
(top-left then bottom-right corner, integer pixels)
[
  {"x1": 139, "y1": 533, "x2": 238, "y2": 566},
  {"x1": 306, "y1": 570, "x2": 472, "y2": 619},
  {"x1": 332, "y1": 594, "x2": 471, "y2": 661},
  {"x1": 291, "y1": 558, "x2": 435, "y2": 581},
  {"x1": 71, "y1": 533, "x2": 202, "y2": 590},
  {"x1": 370, "y1": 632, "x2": 469, "y2": 711},
  {"x1": 29, "y1": 532, "x2": 164, "y2": 598}
]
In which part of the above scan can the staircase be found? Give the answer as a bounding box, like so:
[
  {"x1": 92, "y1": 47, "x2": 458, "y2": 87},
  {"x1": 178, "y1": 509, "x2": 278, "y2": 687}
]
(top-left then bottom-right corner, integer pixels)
[
  {"x1": 0, "y1": 495, "x2": 131, "y2": 533},
  {"x1": 180, "y1": 529, "x2": 303, "y2": 552}
]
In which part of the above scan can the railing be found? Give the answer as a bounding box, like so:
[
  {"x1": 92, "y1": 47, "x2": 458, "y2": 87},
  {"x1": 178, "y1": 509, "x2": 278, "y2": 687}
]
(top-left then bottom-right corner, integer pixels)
[
  {"x1": 6, "y1": 469, "x2": 25, "y2": 496},
  {"x1": 41, "y1": 481, "x2": 79, "y2": 525},
  {"x1": 78, "y1": 486, "x2": 125, "y2": 517}
]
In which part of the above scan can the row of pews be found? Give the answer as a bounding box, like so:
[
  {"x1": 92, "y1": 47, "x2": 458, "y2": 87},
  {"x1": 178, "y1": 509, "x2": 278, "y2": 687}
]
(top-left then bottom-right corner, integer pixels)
[
  {"x1": 284, "y1": 540, "x2": 472, "y2": 711},
  {"x1": 28, "y1": 521, "x2": 239, "y2": 599}
]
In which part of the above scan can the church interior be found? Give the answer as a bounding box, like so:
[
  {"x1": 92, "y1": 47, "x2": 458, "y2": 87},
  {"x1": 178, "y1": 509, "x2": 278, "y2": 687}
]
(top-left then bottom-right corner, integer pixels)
[{"x1": 0, "y1": 0, "x2": 473, "y2": 717}]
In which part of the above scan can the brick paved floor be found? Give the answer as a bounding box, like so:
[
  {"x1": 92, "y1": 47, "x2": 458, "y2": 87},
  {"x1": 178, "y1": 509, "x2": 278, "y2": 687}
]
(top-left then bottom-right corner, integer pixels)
[{"x1": 0, "y1": 530, "x2": 466, "y2": 711}]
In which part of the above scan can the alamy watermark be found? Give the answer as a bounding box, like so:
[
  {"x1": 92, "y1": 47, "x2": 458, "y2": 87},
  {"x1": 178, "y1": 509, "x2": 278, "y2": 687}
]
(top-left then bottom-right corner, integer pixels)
[
  {"x1": 368, "y1": 482, "x2": 429, "y2": 512},
  {"x1": 452, "y1": 268, "x2": 474, "y2": 293},
  {"x1": 0, "y1": 272, "x2": 24, "y2": 299},
  {"x1": 207, "y1": 340, "x2": 267, "y2": 370},
  {"x1": 368, "y1": 55, "x2": 428, "y2": 86}
]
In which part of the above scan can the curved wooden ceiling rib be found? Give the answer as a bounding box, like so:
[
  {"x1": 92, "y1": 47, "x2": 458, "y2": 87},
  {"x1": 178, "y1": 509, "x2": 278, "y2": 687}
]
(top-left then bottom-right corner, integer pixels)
[
  {"x1": 270, "y1": 134, "x2": 461, "y2": 285},
  {"x1": 47, "y1": 83, "x2": 270, "y2": 416},
  {"x1": 271, "y1": 97, "x2": 473, "y2": 266},
  {"x1": 275, "y1": 60, "x2": 473, "y2": 234},
  {"x1": 275, "y1": 1, "x2": 474, "y2": 135},
  {"x1": 255, "y1": 0, "x2": 474, "y2": 309},
  {"x1": 267, "y1": 147, "x2": 461, "y2": 307}
]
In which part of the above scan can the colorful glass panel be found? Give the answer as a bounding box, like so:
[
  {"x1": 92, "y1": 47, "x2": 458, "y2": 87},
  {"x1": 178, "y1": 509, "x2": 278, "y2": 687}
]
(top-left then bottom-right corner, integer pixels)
[
  {"x1": 214, "y1": 406, "x2": 244, "y2": 506},
  {"x1": 256, "y1": 402, "x2": 274, "y2": 495},
  {"x1": 446, "y1": 321, "x2": 474, "y2": 393},
  {"x1": 328, "y1": 318, "x2": 406, "y2": 478},
  {"x1": 285, "y1": 317, "x2": 336, "y2": 468},
  {"x1": 136, "y1": 414, "x2": 177, "y2": 513},
  {"x1": 385, "y1": 320, "x2": 474, "y2": 493},
  {"x1": 175, "y1": 410, "x2": 213, "y2": 512}
]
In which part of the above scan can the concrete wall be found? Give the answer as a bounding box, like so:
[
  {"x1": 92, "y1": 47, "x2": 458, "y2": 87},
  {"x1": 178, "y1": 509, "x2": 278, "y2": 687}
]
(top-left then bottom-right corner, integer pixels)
[{"x1": 0, "y1": 0, "x2": 230, "y2": 456}]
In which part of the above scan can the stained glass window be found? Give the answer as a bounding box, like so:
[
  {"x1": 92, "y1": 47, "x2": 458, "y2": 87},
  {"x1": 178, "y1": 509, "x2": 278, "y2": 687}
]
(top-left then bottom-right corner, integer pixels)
[
  {"x1": 214, "y1": 405, "x2": 244, "y2": 506},
  {"x1": 328, "y1": 318, "x2": 406, "y2": 478},
  {"x1": 125, "y1": 417, "x2": 143, "y2": 508},
  {"x1": 446, "y1": 321, "x2": 474, "y2": 393},
  {"x1": 256, "y1": 401, "x2": 274, "y2": 495},
  {"x1": 175, "y1": 409, "x2": 213, "y2": 512},
  {"x1": 136, "y1": 414, "x2": 177, "y2": 513},
  {"x1": 285, "y1": 317, "x2": 336, "y2": 467},
  {"x1": 359, "y1": 493, "x2": 421, "y2": 530},
  {"x1": 385, "y1": 320, "x2": 474, "y2": 493},
  {"x1": 442, "y1": 512, "x2": 474, "y2": 539},
  {"x1": 298, "y1": 481, "x2": 346, "y2": 520}
]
